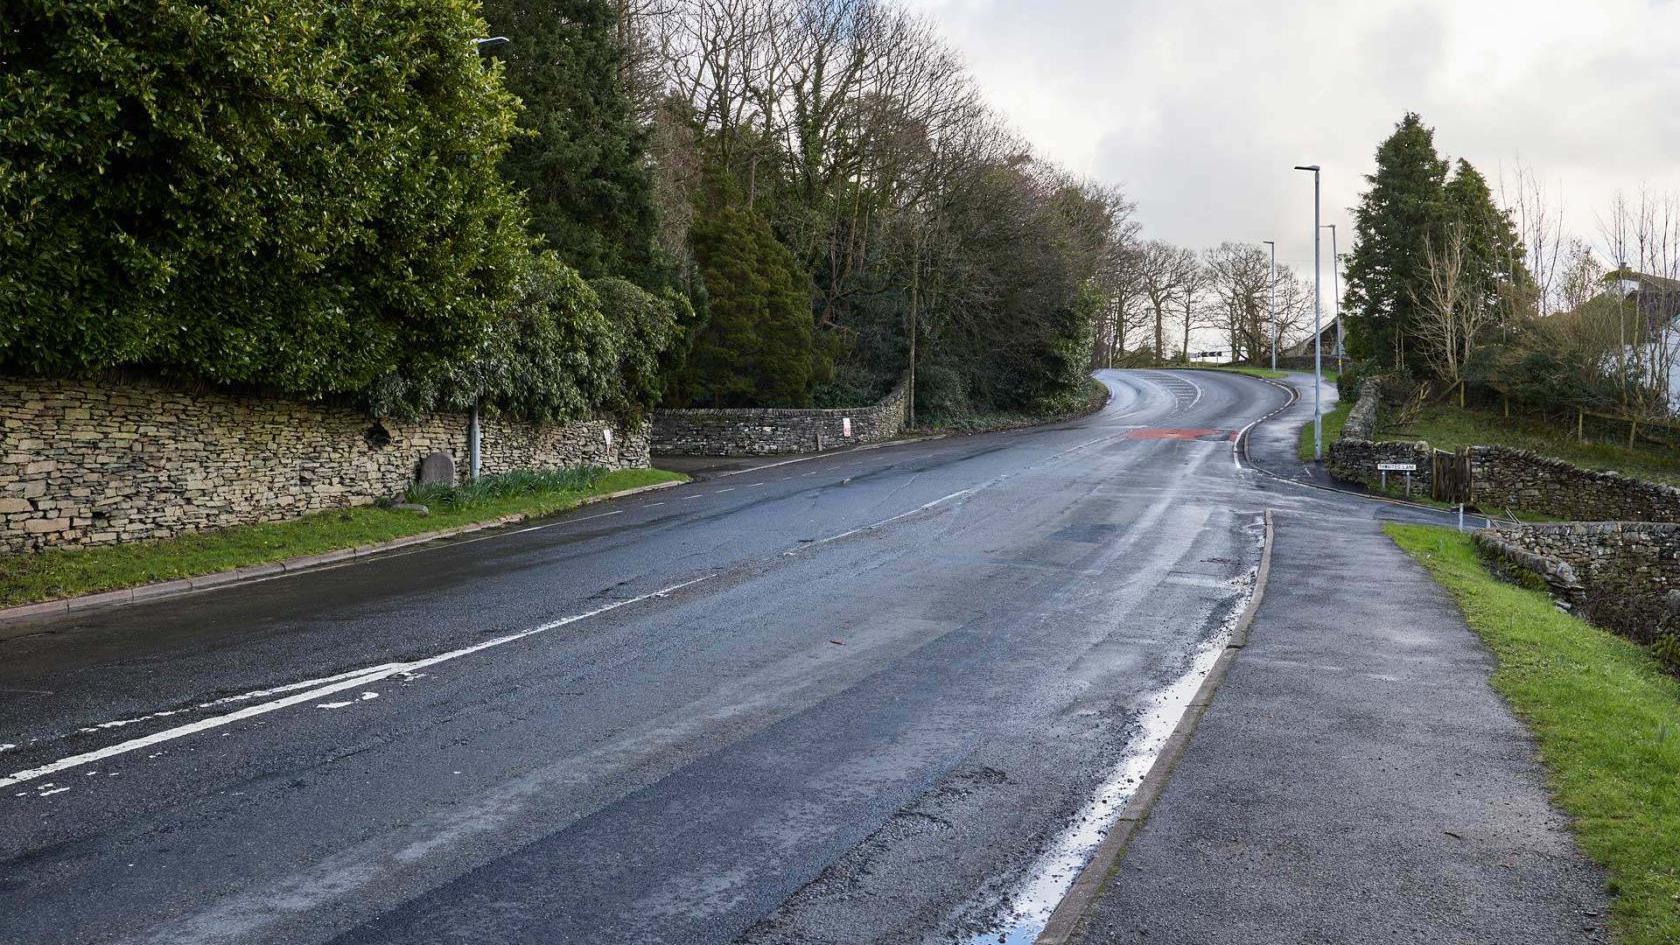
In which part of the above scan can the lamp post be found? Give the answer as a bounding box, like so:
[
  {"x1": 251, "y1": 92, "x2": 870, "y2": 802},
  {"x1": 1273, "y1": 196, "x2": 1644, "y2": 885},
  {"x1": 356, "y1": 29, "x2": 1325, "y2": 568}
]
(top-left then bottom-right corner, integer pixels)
[
  {"x1": 465, "y1": 35, "x2": 510, "y2": 481},
  {"x1": 1324, "y1": 223, "x2": 1342, "y2": 371},
  {"x1": 1262, "y1": 240, "x2": 1277, "y2": 371},
  {"x1": 1294, "y1": 164, "x2": 1322, "y2": 461}
]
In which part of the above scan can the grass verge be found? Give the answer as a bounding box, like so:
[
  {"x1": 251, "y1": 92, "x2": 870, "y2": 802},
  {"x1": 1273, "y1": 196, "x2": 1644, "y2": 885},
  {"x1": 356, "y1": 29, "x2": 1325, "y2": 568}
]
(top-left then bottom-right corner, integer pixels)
[
  {"x1": 1387, "y1": 524, "x2": 1680, "y2": 945},
  {"x1": 1298, "y1": 399, "x2": 1353, "y2": 462},
  {"x1": 1381, "y1": 404, "x2": 1680, "y2": 487},
  {"x1": 0, "y1": 467, "x2": 685, "y2": 608}
]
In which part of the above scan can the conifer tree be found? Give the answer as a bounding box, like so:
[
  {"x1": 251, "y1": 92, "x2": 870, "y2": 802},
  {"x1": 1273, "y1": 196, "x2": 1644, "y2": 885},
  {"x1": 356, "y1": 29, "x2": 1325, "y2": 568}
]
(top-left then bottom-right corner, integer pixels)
[
  {"x1": 480, "y1": 0, "x2": 657, "y2": 282},
  {"x1": 676, "y1": 207, "x2": 815, "y2": 407},
  {"x1": 1343, "y1": 113, "x2": 1450, "y2": 368}
]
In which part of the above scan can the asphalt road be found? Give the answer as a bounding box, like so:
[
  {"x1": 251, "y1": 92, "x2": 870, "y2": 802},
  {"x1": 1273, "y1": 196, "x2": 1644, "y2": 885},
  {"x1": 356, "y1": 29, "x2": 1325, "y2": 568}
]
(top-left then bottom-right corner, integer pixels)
[{"x1": 0, "y1": 369, "x2": 1461, "y2": 945}]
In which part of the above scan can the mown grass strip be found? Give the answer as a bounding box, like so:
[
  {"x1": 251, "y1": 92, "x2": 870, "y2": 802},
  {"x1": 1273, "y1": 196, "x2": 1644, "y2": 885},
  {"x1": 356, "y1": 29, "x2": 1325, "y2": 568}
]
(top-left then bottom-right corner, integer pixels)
[
  {"x1": 0, "y1": 468, "x2": 685, "y2": 608},
  {"x1": 1298, "y1": 399, "x2": 1352, "y2": 462},
  {"x1": 1387, "y1": 524, "x2": 1680, "y2": 945}
]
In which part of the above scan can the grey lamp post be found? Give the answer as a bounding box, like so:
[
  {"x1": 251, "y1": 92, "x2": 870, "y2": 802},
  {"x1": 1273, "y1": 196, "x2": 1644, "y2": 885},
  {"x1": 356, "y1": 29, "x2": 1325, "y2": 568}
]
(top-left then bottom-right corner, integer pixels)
[
  {"x1": 465, "y1": 35, "x2": 510, "y2": 480},
  {"x1": 1263, "y1": 240, "x2": 1277, "y2": 371},
  {"x1": 1295, "y1": 165, "x2": 1322, "y2": 461},
  {"x1": 1324, "y1": 223, "x2": 1342, "y2": 370}
]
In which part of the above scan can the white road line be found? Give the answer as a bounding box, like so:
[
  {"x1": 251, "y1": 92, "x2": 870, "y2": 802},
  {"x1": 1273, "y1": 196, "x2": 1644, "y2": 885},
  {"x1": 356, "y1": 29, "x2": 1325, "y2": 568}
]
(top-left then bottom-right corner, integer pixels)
[
  {"x1": 0, "y1": 576, "x2": 715, "y2": 790},
  {"x1": 792, "y1": 489, "x2": 974, "y2": 553},
  {"x1": 714, "y1": 488, "x2": 735, "y2": 494}
]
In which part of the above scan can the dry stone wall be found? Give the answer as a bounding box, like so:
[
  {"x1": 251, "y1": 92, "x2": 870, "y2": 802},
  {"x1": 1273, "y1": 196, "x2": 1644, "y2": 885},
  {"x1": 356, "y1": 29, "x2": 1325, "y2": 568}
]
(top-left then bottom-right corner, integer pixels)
[
  {"x1": 0, "y1": 375, "x2": 648, "y2": 552},
  {"x1": 1325, "y1": 378, "x2": 1436, "y2": 488},
  {"x1": 652, "y1": 380, "x2": 908, "y2": 456},
  {"x1": 1477, "y1": 522, "x2": 1680, "y2": 650},
  {"x1": 1467, "y1": 446, "x2": 1680, "y2": 522}
]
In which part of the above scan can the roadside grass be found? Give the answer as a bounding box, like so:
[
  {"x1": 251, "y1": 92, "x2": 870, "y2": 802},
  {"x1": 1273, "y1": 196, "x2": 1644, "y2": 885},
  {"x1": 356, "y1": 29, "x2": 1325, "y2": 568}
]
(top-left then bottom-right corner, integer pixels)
[
  {"x1": 1298, "y1": 399, "x2": 1352, "y2": 462},
  {"x1": 1381, "y1": 404, "x2": 1680, "y2": 487},
  {"x1": 1387, "y1": 524, "x2": 1680, "y2": 945},
  {"x1": 0, "y1": 467, "x2": 684, "y2": 608}
]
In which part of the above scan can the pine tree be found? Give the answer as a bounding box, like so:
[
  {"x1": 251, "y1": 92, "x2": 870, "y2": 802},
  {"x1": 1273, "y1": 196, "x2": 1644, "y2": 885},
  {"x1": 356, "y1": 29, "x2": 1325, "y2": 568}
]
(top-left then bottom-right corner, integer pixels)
[
  {"x1": 1443, "y1": 159, "x2": 1530, "y2": 324},
  {"x1": 1343, "y1": 113, "x2": 1450, "y2": 368},
  {"x1": 677, "y1": 207, "x2": 815, "y2": 407},
  {"x1": 480, "y1": 0, "x2": 657, "y2": 282}
]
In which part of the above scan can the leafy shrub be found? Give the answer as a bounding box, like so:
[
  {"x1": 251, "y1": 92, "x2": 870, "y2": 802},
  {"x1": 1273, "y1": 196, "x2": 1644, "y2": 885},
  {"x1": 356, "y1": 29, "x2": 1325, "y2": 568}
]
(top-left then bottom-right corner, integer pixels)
[
  {"x1": 0, "y1": 0, "x2": 529, "y2": 413},
  {"x1": 0, "y1": 0, "x2": 680, "y2": 425}
]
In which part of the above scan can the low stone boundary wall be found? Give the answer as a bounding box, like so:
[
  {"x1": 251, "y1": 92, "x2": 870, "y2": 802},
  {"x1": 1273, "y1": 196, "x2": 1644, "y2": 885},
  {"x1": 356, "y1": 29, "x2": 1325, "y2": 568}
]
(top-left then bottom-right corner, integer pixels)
[
  {"x1": 1324, "y1": 377, "x2": 1680, "y2": 520},
  {"x1": 0, "y1": 375, "x2": 647, "y2": 552},
  {"x1": 1477, "y1": 522, "x2": 1680, "y2": 652},
  {"x1": 1325, "y1": 378, "x2": 1436, "y2": 490},
  {"x1": 652, "y1": 380, "x2": 908, "y2": 456},
  {"x1": 1326, "y1": 439, "x2": 1433, "y2": 490},
  {"x1": 1468, "y1": 446, "x2": 1680, "y2": 522}
]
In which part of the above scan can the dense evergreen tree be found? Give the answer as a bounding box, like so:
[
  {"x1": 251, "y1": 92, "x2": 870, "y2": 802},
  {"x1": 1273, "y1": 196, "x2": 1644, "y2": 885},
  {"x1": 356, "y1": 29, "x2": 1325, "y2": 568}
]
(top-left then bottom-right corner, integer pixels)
[
  {"x1": 676, "y1": 207, "x2": 816, "y2": 407},
  {"x1": 1343, "y1": 112, "x2": 1450, "y2": 368},
  {"x1": 1443, "y1": 159, "x2": 1530, "y2": 325},
  {"x1": 481, "y1": 0, "x2": 658, "y2": 283}
]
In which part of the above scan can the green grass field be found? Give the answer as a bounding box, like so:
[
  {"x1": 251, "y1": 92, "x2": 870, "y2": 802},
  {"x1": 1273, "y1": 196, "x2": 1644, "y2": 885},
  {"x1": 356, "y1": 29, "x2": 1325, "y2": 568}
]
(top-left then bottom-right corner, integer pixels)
[
  {"x1": 0, "y1": 467, "x2": 684, "y2": 608},
  {"x1": 1381, "y1": 404, "x2": 1680, "y2": 487},
  {"x1": 1298, "y1": 399, "x2": 1352, "y2": 462},
  {"x1": 1388, "y1": 525, "x2": 1680, "y2": 945}
]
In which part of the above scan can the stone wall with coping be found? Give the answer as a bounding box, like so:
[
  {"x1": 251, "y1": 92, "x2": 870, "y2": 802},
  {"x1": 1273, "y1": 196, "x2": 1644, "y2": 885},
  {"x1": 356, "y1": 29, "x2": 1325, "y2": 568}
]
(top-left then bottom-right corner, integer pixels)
[
  {"x1": 1476, "y1": 522, "x2": 1680, "y2": 649},
  {"x1": 1467, "y1": 446, "x2": 1680, "y2": 522},
  {"x1": 651, "y1": 379, "x2": 908, "y2": 456},
  {"x1": 0, "y1": 375, "x2": 648, "y2": 552}
]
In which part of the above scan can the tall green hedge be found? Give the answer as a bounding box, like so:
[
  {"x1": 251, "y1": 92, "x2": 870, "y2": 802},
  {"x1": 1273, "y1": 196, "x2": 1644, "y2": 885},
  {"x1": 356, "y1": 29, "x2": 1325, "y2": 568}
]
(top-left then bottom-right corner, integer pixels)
[{"x1": 0, "y1": 0, "x2": 673, "y2": 422}]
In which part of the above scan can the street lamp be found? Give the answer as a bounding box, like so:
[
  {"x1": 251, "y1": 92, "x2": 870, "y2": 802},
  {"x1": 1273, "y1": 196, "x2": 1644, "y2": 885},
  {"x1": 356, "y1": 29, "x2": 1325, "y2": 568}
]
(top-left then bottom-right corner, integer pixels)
[
  {"x1": 1323, "y1": 224, "x2": 1342, "y2": 371},
  {"x1": 1294, "y1": 164, "x2": 1322, "y2": 461},
  {"x1": 1262, "y1": 240, "x2": 1277, "y2": 371},
  {"x1": 465, "y1": 35, "x2": 510, "y2": 481}
]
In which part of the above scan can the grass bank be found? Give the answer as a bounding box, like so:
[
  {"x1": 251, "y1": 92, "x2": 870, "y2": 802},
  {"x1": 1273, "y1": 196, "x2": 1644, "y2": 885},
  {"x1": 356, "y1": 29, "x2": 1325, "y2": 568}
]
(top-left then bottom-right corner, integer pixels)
[
  {"x1": 1298, "y1": 399, "x2": 1353, "y2": 462},
  {"x1": 0, "y1": 467, "x2": 684, "y2": 608},
  {"x1": 1380, "y1": 404, "x2": 1680, "y2": 487},
  {"x1": 1388, "y1": 524, "x2": 1680, "y2": 945}
]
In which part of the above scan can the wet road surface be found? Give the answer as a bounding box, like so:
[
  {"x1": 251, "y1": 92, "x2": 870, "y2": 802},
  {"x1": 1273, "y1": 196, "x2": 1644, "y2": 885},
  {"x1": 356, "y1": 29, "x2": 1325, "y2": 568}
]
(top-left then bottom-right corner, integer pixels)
[{"x1": 0, "y1": 369, "x2": 1458, "y2": 944}]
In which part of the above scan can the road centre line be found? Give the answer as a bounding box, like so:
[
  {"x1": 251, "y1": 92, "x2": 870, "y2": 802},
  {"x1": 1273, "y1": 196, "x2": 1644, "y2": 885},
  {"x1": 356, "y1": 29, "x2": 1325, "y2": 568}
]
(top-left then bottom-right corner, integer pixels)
[{"x1": 0, "y1": 576, "x2": 716, "y2": 790}]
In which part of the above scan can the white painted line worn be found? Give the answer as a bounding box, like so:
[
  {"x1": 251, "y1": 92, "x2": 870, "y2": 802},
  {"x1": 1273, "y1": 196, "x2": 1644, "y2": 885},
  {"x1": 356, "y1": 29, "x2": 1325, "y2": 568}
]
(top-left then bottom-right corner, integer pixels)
[{"x1": 0, "y1": 576, "x2": 715, "y2": 790}]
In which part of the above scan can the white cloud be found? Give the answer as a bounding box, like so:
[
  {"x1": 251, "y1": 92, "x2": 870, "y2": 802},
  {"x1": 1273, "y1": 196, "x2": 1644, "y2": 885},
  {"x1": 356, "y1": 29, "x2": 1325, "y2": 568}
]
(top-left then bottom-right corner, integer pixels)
[{"x1": 902, "y1": 0, "x2": 1680, "y2": 278}]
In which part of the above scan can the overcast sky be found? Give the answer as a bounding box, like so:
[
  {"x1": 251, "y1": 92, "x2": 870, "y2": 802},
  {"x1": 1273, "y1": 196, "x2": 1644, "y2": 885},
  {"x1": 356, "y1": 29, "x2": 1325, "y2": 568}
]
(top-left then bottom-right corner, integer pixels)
[{"x1": 903, "y1": 0, "x2": 1680, "y2": 284}]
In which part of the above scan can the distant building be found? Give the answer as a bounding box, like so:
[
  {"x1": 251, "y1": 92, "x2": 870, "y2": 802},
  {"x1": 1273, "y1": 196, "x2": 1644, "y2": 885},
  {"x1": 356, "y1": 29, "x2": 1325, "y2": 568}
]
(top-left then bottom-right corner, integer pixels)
[{"x1": 1281, "y1": 315, "x2": 1345, "y2": 364}]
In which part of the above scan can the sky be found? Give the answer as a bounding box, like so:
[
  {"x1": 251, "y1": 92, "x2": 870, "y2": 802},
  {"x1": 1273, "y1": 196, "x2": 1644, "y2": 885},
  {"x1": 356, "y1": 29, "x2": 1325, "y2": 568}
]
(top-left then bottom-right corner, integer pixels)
[{"x1": 902, "y1": 0, "x2": 1680, "y2": 288}]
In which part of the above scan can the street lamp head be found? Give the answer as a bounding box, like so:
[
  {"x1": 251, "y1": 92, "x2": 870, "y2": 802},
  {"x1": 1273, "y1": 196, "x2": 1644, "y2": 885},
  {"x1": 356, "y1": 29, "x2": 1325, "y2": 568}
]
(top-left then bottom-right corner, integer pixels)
[
  {"x1": 474, "y1": 36, "x2": 510, "y2": 52},
  {"x1": 1262, "y1": 239, "x2": 1275, "y2": 247},
  {"x1": 1293, "y1": 164, "x2": 1320, "y2": 172}
]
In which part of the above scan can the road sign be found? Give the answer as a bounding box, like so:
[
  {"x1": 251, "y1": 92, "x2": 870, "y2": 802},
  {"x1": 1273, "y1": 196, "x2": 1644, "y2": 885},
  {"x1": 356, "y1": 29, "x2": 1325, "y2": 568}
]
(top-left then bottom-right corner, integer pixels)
[{"x1": 1377, "y1": 462, "x2": 1416, "y2": 472}]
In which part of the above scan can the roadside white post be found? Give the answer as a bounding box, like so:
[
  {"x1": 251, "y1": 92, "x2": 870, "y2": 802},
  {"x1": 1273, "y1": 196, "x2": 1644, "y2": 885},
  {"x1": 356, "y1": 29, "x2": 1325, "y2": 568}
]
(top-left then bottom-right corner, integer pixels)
[{"x1": 1295, "y1": 164, "x2": 1323, "y2": 461}]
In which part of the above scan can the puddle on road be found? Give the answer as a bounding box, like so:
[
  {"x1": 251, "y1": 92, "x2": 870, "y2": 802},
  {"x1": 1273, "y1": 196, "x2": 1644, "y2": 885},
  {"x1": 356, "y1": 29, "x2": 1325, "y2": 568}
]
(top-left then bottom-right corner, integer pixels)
[{"x1": 961, "y1": 519, "x2": 1263, "y2": 945}]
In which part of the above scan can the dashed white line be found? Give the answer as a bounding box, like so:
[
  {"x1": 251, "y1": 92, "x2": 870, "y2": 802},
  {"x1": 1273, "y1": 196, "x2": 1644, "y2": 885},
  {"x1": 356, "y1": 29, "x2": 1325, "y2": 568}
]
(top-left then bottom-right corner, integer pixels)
[{"x1": 0, "y1": 575, "x2": 715, "y2": 790}]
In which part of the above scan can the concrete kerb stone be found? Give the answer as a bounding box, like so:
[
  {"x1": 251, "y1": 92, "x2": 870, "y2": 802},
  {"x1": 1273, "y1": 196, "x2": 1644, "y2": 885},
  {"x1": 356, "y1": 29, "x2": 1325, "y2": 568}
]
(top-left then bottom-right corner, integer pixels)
[
  {"x1": 1035, "y1": 509, "x2": 1276, "y2": 945},
  {"x1": 0, "y1": 478, "x2": 686, "y2": 626}
]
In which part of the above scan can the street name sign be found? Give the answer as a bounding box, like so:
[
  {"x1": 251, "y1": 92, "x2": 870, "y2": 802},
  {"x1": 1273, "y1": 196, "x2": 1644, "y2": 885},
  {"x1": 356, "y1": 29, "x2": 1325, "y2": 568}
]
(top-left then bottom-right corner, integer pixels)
[{"x1": 1377, "y1": 462, "x2": 1417, "y2": 472}]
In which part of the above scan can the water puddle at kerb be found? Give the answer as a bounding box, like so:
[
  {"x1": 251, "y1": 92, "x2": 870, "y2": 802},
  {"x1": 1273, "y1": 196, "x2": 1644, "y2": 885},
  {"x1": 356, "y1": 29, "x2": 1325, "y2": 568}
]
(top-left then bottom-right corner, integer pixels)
[{"x1": 962, "y1": 520, "x2": 1263, "y2": 945}]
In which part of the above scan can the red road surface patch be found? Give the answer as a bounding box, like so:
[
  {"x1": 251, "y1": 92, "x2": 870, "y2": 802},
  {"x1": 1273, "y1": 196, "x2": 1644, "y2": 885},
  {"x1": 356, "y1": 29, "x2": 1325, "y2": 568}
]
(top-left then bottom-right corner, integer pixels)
[{"x1": 1126, "y1": 428, "x2": 1237, "y2": 442}]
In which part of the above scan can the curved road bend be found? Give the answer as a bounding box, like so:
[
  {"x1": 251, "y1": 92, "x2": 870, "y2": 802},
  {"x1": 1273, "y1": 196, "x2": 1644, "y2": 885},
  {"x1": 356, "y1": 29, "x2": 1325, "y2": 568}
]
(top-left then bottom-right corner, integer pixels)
[{"x1": 0, "y1": 369, "x2": 1429, "y2": 945}]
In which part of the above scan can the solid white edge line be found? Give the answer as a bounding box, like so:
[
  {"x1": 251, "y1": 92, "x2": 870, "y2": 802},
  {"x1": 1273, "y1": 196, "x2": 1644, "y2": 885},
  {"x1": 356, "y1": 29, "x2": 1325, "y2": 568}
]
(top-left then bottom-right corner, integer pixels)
[{"x1": 0, "y1": 576, "x2": 715, "y2": 790}]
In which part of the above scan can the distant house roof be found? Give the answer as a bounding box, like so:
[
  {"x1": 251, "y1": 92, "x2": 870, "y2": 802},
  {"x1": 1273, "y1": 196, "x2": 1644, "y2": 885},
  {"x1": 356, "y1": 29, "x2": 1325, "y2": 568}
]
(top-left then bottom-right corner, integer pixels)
[
  {"x1": 1598, "y1": 268, "x2": 1680, "y2": 330},
  {"x1": 1282, "y1": 315, "x2": 1344, "y2": 358}
]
